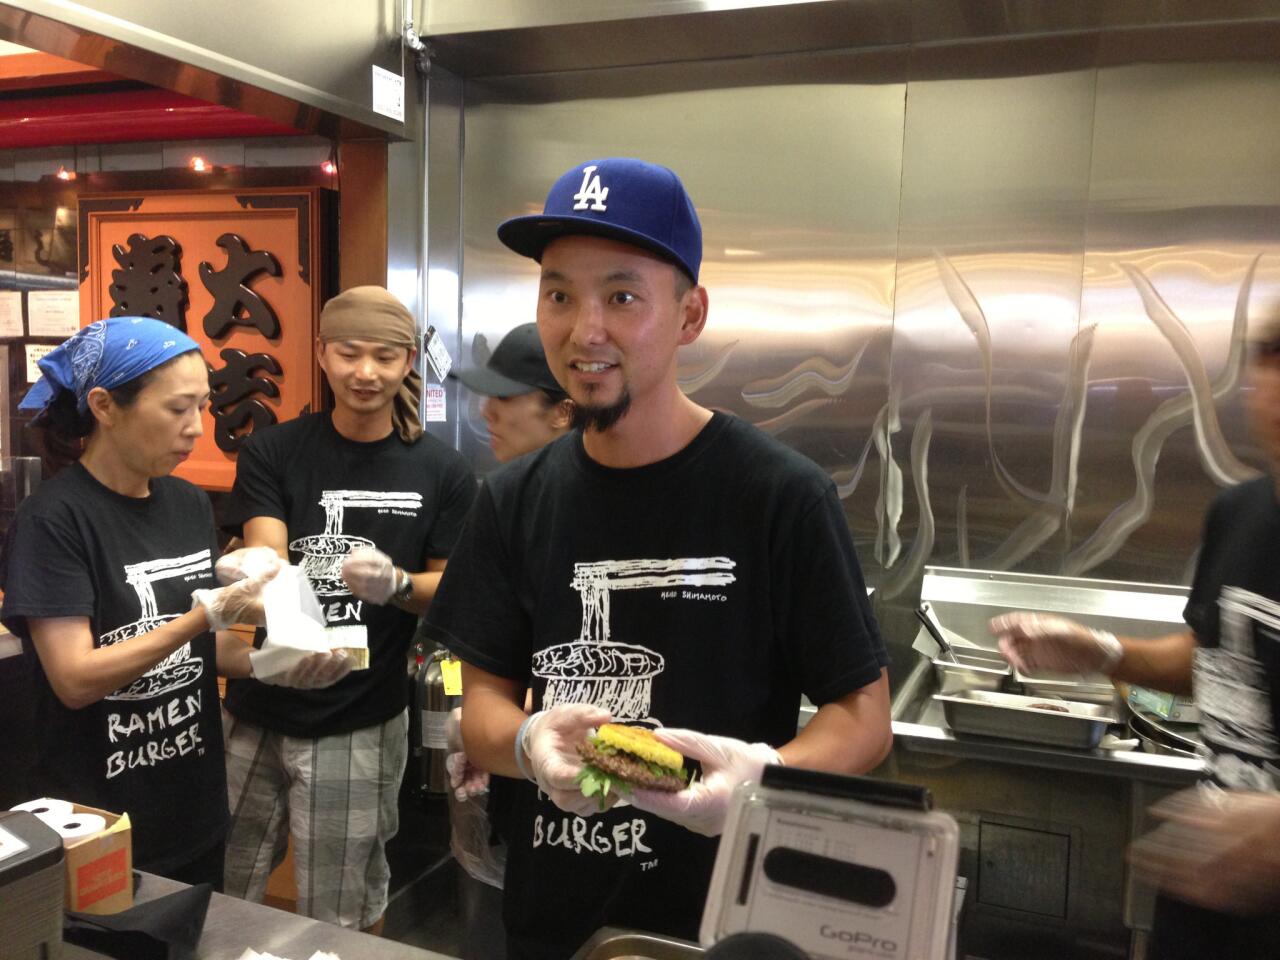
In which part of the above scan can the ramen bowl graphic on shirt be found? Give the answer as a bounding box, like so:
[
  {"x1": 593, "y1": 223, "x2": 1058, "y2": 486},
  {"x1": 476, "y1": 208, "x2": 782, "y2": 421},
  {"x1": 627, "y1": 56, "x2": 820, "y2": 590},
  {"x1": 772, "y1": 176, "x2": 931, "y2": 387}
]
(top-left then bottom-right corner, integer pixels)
[{"x1": 100, "y1": 551, "x2": 212, "y2": 702}]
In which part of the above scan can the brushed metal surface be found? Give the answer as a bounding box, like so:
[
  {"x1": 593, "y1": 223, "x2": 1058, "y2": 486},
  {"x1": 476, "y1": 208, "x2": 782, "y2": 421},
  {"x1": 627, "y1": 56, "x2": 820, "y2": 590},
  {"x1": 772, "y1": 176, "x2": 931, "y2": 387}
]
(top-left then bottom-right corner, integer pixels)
[
  {"x1": 455, "y1": 49, "x2": 905, "y2": 578},
  {"x1": 0, "y1": 1, "x2": 401, "y2": 137},
  {"x1": 431, "y1": 16, "x2": 1280, "y2": 704}
]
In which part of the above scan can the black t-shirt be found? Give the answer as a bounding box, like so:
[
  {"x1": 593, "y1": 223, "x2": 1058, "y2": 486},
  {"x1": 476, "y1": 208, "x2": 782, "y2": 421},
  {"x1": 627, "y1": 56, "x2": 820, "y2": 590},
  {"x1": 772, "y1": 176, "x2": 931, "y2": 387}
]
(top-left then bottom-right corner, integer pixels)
[
  {"x1": 1184, "y1": 476, "x2": 1280, "y2": 792},
  {"x1": 426, "y1": 412, "x2": 887, "y2": 959},
  {"x1": 1148, "y1": 476, "x2": 1280, "y2": 958},
  {"x1": 0, "y1": 463, "x2": 227, "y2": 873},
  {"x1": 221, "y1": 412, "x2": 476, "y2": 738}
]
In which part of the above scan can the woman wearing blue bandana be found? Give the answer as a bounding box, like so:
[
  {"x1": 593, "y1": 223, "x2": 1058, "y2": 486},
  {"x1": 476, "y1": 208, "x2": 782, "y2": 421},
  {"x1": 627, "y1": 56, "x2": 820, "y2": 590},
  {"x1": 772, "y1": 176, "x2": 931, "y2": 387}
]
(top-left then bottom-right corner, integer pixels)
[{"x1": 0, "y1": 317, "x2": 348, "y2": 887}]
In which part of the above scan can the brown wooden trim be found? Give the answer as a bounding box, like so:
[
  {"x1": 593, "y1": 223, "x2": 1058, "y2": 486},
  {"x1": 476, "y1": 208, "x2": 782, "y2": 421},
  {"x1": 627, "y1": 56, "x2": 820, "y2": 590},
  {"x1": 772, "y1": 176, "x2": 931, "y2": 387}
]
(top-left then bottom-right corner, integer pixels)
[{"x1": 337, "y1": 140, "x2": 387, "y2": 291}]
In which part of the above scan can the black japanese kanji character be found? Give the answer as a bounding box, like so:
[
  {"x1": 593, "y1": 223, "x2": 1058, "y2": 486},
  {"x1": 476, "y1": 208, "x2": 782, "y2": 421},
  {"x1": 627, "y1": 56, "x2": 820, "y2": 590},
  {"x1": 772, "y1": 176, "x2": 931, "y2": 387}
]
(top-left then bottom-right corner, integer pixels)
[
  {"x1": 108, "y1": 233, "x2": 189, "y2": 331},
  {"x1": 213, "y1": 399, "x2": 277, "y2": 454},
  {"x1": 0, "y1": 229, "x2": 13, "y2": 263},
  {"x1": 200, "y1": 233, "x2": 281, "y2": 340},
  {"x1": 209, "y1": 348, "x2": 282, "y2": 452}
]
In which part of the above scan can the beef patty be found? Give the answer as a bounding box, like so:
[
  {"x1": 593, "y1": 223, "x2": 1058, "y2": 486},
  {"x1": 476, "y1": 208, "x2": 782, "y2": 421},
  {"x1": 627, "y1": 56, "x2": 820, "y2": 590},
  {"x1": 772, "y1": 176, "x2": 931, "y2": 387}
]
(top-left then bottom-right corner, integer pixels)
[{"x1": 578, "y1": 739, "x2": 686, "y2": 792}]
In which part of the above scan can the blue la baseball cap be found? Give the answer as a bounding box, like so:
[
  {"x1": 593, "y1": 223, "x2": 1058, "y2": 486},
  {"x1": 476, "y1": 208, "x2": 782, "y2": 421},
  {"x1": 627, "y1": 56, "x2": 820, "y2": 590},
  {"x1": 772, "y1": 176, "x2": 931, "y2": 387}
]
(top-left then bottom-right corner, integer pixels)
[{"x1": 498, "y1": 158, "x2": 703, "y2": 283}]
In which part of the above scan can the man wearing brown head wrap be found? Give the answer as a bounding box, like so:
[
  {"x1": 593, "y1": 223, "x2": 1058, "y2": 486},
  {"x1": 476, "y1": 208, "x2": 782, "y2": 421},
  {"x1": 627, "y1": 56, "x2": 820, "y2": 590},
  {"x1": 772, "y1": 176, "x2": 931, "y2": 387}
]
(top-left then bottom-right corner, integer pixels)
[{"x1": 219, "y1": 285, "x2": 477, "y2": 933}]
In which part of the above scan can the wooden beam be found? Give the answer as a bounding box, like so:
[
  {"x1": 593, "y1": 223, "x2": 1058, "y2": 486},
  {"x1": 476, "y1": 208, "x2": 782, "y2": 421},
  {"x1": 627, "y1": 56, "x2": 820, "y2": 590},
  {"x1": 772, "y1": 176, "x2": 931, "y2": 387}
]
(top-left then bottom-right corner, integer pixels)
[
  {"x1": 0, "y1": 51, "x2": 115, "y2": 91},
  {"x1": 337, "y1": 140, "x2": 388, "y2": 291}
]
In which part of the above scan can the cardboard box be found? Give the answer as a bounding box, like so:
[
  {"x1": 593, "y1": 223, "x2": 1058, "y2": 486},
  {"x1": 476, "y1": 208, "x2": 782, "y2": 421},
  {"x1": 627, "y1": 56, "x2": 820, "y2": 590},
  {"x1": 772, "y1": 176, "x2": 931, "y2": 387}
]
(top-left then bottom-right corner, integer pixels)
[{"x1": 61, "y1": 803, "x2": 132, "y2": 915}]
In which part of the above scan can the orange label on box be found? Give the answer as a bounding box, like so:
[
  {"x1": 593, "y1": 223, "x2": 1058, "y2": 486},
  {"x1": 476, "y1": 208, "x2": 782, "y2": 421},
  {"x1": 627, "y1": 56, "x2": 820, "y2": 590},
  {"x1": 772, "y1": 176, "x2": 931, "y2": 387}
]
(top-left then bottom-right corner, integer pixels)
[{"x1": 76, "y1": 847, "x2": 128, "y2": 908}]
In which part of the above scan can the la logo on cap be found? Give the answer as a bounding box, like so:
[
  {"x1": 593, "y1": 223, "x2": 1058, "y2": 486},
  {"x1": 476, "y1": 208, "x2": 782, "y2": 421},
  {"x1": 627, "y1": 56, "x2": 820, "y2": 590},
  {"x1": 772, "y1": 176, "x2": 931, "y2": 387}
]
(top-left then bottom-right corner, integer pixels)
[{"x1": 572, "y1": 164, "x2": 609, "y2": 212}]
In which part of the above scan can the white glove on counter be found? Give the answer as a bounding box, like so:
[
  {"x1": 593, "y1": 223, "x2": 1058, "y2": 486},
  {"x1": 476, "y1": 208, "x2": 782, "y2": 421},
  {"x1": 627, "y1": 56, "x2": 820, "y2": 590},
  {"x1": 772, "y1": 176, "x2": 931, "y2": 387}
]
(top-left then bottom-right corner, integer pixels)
[
  {"x1": 215, "y1": 546, "x2": 283, "y2": 585},
  {"x1": 341, "y1": 547, "x2": 398, "y2": 604},
  {"x1": 192, "y1": 570, "x2": 278, "y2": 631},
  {"x1": 630, "y1": 728, "x2": 781, "y2": 837},
  {"x1": 989, "y1": 612, "x2": 1123, "y2": 675},
  {"x1": 250, "y1": 649, "x2": 351, "y2": 688},
  {"x1": 520, "y1": 703, "x2": 612, "y2": 817}
]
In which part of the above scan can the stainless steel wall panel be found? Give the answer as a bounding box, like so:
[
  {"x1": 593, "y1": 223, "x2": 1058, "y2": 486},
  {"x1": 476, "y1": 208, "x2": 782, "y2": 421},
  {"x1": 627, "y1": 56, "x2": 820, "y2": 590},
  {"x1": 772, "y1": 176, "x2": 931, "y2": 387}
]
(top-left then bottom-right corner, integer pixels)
[
  {"x1": 882, "y1": 38, "x2": 1098, "y2": 603},
  {"x1": 1070, "y1": 51, "x2": 1280, "y2": 583},
  {"x1": 423, "y1": 66, "x2": 466, "y2": 449},
  {"x1": 456, "y1": 50, "x2": 906, "y2": 575}
]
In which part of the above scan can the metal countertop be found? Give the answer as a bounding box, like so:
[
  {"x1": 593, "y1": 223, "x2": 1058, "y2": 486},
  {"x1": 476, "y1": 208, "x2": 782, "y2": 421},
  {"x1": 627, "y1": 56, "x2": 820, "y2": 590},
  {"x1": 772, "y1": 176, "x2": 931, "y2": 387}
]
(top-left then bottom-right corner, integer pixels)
[{"x1": 64, "y1": 872, "x2": 458, "y2": 960}]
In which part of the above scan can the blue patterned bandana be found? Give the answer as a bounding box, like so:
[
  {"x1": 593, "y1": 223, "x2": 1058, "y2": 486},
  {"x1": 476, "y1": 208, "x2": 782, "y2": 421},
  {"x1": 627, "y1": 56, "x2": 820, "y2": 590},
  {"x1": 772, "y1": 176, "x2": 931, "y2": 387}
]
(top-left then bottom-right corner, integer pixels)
[{"x1": 20, "y1": 317, "x2": 201, "y2": 415}]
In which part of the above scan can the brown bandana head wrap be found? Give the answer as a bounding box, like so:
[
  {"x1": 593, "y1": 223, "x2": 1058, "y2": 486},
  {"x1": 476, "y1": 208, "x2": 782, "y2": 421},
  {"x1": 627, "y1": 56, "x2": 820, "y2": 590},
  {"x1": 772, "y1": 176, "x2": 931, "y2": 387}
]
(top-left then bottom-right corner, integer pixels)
[{"x1": 319, "y1": 285, "x2": 423, "y2": 443}]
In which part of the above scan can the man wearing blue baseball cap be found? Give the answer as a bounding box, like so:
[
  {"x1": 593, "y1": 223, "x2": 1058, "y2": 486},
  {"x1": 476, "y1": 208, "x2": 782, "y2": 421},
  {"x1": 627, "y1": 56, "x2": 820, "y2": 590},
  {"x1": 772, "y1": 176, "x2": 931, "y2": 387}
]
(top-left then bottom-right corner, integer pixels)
[{"x1": 427, "y1": 158, "x2": 891, "y2": 958}]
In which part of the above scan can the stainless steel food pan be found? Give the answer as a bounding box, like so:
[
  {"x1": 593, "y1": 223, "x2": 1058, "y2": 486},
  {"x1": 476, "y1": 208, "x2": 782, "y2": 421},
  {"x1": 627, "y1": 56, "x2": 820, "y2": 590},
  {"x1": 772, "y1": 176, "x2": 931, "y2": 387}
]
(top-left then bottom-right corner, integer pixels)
[
  {"x1": 932, "y1": 649, "x2": 1012, "y2": 694},
  {"x1": 1014, "y1": 668, "x2": 1117, "y2": 705},
  {"x1": 571, "y1": 928, "x2": 704, "y2": 959},
  {"x1": 934, "y1": 689, "x2": 1118, "y2": 749}
]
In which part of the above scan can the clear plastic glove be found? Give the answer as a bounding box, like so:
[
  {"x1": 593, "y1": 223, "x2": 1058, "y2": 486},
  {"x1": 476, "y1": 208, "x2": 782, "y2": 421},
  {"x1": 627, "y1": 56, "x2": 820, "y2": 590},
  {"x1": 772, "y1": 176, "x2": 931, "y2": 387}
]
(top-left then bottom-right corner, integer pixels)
[
  {"x1": 192, "y1": 570, "x2": 278, "y2": 631},
  {"x1": 446, "y1": 751, "x2": 490, "y2": 801},
  {"x1": 250, "y1": 649, "x2": 352, "y2": 688},
  {"x1": 215, "y1": 546, "x2": 283, "y2": 585},
  {"x1": 989, "y1": 611, "x2": 1123, "y2": 675},
  {"x1": 341, "y1": 547, "x2": 397, "y2": 604},
  {"x1": 630, "y1": 728, "x2": 781, "y2": 837},
  {"x1": 445, "y1": 707, "x2": 490, "y2": 800},
  {"x1": 521, "y1": 703, "x2": 612, "y2": 817}
]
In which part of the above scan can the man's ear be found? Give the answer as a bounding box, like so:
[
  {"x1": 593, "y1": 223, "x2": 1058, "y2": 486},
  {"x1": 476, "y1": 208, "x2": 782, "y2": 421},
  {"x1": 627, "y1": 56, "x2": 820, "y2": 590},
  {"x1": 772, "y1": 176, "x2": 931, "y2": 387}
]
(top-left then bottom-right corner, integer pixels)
[
  {"x1": 552, "y1": 399, "x2": 575, "y2": 430},
  {"x1": 85, "y1": 386, "x2": 116, "y2": 427},
  {"x1": 678, "y1": 285, "x2": 709, "y2": 346}
]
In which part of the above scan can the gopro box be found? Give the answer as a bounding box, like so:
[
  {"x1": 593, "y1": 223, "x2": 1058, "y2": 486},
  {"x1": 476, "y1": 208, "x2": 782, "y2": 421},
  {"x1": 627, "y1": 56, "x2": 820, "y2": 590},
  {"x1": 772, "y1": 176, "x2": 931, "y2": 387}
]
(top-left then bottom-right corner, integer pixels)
[{"x1": 702, "y1": 768, "x2": 959, "y2": 960}]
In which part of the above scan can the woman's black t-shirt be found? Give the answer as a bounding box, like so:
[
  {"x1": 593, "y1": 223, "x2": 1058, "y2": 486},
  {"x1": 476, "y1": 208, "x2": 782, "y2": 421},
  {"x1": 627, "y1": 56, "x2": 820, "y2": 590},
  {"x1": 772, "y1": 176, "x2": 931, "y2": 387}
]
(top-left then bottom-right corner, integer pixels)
[{"x1": 1, "y1": 462, "x2": 227, "y2": 873}]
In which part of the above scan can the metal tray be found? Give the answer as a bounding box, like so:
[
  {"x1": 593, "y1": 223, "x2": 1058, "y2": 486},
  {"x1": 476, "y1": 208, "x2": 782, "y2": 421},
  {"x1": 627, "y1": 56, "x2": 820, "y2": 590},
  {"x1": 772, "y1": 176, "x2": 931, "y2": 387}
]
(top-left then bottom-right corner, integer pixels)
[
  {"x1": 934, "y1": 689, "x2": 1119, "y2": 749},
  {"x1": 1014, "y1": 668, "x2": 1117, "y2": 705},
  {"x1": 931, "y1": 648, "x2": 1011, "y2": 694},
  {"x1": 571, "y1": 929, "x2": 704, "y2": 960}
]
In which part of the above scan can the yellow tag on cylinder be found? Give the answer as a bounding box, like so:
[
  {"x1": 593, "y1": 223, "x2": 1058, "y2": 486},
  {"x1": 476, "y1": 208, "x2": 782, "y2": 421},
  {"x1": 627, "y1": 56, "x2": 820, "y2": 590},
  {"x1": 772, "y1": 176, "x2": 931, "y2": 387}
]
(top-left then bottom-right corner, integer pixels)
[{"x1": 441, "y1": 657, "x2": 463, "y2": 696}]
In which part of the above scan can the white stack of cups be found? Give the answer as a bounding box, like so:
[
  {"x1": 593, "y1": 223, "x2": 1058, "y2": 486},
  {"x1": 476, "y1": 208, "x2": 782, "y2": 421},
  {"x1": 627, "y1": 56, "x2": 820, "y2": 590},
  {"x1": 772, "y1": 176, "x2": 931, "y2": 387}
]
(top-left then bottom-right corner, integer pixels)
[{"x1": 10, "y1": 798, "x2": 106, "y2": 841}]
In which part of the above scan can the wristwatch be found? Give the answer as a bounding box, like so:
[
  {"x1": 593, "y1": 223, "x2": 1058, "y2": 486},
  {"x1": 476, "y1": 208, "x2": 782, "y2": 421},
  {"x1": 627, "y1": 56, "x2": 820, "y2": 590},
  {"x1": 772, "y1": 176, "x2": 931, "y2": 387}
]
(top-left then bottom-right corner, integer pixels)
[{"x1": 392, "y1": 567, "x2": 414, "y2": 605}]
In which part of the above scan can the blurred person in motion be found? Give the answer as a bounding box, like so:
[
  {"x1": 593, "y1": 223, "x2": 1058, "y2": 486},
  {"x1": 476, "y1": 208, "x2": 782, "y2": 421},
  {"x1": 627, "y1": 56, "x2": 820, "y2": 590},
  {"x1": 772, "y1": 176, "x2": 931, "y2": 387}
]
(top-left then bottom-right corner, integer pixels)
[
  {"x1": 990, "y1": 310, "x2": 1280, "y2": 959},
  {"x1": 425, "y1": 158, "x2": 891, "y2": 959},
  {"x1": 446, "y1": 321, "x2": 573, "y2": 959},
  {"x1": 220, "y1": 286, "x2": 476, "y2": 932},
  {"x1": 0, "y1": 317, "x2": 347, "y2": 888}
]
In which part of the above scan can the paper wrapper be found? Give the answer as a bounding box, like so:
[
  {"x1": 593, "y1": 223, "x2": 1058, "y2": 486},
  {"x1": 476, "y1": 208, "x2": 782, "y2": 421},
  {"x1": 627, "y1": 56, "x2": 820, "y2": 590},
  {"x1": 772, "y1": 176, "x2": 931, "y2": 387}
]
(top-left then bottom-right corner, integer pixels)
[{"x1": 248, "y1": 567, "x2": 332, "y2": 682}]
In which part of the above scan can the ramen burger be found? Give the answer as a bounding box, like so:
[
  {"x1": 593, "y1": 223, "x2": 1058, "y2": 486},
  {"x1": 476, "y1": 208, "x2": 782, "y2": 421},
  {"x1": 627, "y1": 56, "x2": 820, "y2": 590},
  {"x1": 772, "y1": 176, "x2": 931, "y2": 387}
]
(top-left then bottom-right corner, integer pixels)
[{"x1": 576, "y1": 723, "x2": 689, "y2": 809}]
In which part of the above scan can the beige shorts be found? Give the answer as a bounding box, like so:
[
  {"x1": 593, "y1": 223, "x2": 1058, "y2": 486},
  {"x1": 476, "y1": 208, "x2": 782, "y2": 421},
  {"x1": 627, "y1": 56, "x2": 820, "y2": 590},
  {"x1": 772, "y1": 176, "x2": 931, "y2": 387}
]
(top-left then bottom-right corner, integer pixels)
[{"x1": 221, "y1": 707, "x2": 409, "y2": 928}]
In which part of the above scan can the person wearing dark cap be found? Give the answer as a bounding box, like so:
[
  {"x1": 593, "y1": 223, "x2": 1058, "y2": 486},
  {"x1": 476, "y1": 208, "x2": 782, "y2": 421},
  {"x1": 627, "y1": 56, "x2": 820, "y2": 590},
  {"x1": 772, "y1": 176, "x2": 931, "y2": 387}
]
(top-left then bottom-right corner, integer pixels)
[
  {"x1": 219, "y1": 286, "x2": 477, "y2": 932},
  {"x1": 452, "y1": 321, "x2": 573, "y2": 463},
  {"x1": 425, "y1": 158, "x2": 891, "y2": 958}
]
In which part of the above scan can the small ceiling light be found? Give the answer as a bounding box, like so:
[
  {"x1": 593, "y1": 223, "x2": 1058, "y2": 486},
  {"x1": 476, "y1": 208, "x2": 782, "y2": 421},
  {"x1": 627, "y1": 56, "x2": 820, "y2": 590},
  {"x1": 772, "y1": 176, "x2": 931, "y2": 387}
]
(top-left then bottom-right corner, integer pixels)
[
  {"x1": 321, "y1": 159, "x2": 337, "y2": 175},
  {"x1": 55, "y1": 166, "x2": 76, "y2": 181},
  {"x1": 189, "y1": 156, "x2": 210, "y2": 173}
]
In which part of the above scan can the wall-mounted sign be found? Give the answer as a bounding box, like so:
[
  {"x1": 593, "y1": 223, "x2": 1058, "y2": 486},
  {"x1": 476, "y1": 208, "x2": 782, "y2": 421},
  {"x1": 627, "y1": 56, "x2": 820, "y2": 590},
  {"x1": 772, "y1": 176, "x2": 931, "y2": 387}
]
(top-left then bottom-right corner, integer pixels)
[
  {"x1": 26, "y1": 290, "x2": 80, "y2": 337},
  {"x1": 372, "y1": 64, "x2": 405, "y2": 123},
  {"x1": 79, "y1": 188, "x2": 332, "y2": 490},
  {"x1": 0, "y1": 292, "x2": 22, "y2": 337},
  {"x1": 24, "y1": 343, "x2": 55, "y2": 383}
]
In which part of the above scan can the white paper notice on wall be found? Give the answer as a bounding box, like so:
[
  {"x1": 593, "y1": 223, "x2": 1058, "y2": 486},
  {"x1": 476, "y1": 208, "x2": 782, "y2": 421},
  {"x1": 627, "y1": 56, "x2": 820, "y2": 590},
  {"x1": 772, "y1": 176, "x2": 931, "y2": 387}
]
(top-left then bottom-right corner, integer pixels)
[
  {"x1": 422, "y1": 326, "x2": 452, "y2": 381},
  {"x1": 25, "y1": 343, "x2": 55, "y2": 383},
  {"x1": 425, "y1": 383, "x2": 446, "y2": 423},
  {"x1": 26, "y1": 290, "x2": 79, "y2": 337},
  {"x1": 372, "y1": 64, "x2": 405, "y2": 123},
  {"x1": 0, "y1": 291, "x2": 23, "y2": 337}
]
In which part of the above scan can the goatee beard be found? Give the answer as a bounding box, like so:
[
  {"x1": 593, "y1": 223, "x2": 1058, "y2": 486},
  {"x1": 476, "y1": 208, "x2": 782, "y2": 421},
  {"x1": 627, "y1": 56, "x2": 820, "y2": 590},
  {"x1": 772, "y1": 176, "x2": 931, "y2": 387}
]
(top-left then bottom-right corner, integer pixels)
[{"x1": 571, "y1": 387, "x2": 632, "y2": 433}]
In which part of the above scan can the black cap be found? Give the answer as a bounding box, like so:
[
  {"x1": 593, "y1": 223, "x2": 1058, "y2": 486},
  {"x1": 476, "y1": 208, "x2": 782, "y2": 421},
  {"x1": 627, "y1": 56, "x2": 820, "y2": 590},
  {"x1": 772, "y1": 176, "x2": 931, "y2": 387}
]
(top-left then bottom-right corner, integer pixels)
[{"x1": 450, "y1": 323, "x2": 563, "y2": 398}]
